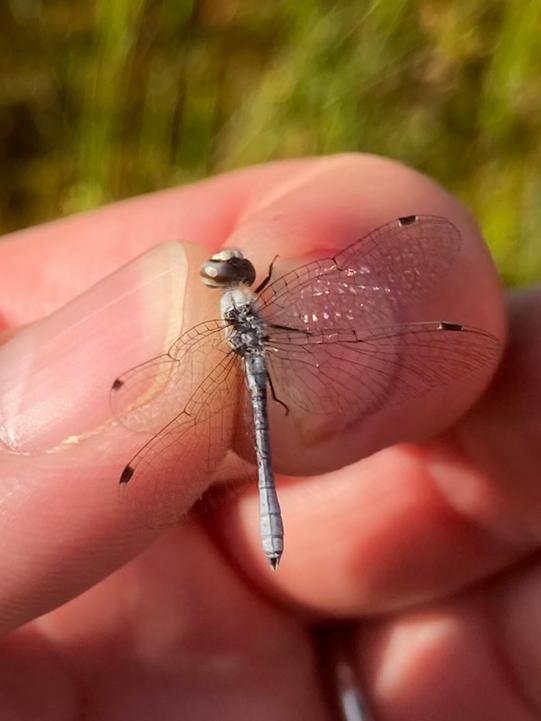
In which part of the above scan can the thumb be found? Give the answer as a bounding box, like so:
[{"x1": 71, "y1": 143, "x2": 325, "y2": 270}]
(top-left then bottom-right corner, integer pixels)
[{"x1": 0, "y1": 241, "x2": 209, "y2": 633}]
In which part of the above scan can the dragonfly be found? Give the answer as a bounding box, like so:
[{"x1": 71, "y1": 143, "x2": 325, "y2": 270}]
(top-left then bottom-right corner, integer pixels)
[{"x1": 110, "y1": 215, "x2": 500, "y2": 569}]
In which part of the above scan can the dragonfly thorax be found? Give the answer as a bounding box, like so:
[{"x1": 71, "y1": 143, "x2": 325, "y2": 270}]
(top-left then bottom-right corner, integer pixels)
[{"x1": 221, "y1": 288, "x2": 266, "y2": 357}]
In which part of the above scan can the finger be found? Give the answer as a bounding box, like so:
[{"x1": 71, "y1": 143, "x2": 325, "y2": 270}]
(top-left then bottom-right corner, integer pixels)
[
  {"x1": 0, "y1": 627, "x2": 77, "y2": 721},
  {"x1": 0, "y1": 242, "x2": 206, "y2": 633},
  {"x1": 0, "y1": 157, "x2": 318, "y2": 328},
  {"x1": 356, "y1": 560, "x2": 541, "y2": 720},
  {"x1": 220, "y1": 442, "x2": 529, "y2": 614},
  {"x1": 3, "y1": 154, "x2": 504, "y2": 464},
  {"x1": 226, "y1": 155, "x2": 504, "y2": 475},
  {"x1": 0, "y1": 155, "x2": 504, "y2": 631},
  {"x1": 224, "y1": 292, "x2": 539, "y2": 614},
  {"x1": 24, "y1": 528, "x2": 328, "y2": 721},
  {"x1": 428, "y1": 287, "x2": 541, "y2": 543}
]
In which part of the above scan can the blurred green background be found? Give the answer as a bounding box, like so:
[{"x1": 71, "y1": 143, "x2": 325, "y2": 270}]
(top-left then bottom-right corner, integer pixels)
[{"x1": 1, "y1": 0, "x2": 540, "y2": 283}]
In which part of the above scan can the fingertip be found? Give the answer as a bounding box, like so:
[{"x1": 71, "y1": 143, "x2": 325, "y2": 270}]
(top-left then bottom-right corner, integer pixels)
[{"x1": 0, "y1": 158, "x2": 316, "y2": 325}]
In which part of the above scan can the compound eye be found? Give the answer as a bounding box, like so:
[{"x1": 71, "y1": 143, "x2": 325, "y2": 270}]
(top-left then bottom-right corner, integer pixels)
[
  {"x1": 232, "y1": 258, "x2": 256, "y2": 286},
  {"x1": 200, "y1": 257, "x2": 256, "y2": 287},
  {"x1": 211, "y1": 248, "x2": 244, "y2": 262},
  {"x1": 200, "y1": 260, "x2": 232, "y2": 286}
]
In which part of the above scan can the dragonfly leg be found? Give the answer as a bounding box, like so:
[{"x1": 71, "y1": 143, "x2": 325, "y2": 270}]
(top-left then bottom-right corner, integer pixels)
[
  {"x1": 268, "y1": 371, "x2": 290, "y2": 416},
  {"x1": 255, "y1": 254, "x2": 280, "y2": 294}
]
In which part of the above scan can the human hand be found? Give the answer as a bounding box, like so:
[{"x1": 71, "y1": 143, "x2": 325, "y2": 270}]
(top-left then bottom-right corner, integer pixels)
[{"x1": 0, "y1": 155, "x2": 537, "y2": 720}]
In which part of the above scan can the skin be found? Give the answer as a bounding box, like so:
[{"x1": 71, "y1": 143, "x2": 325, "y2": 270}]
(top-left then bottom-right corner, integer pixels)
[{"x1": 0, "y1": 154, "x2": 539, "y2": 720}]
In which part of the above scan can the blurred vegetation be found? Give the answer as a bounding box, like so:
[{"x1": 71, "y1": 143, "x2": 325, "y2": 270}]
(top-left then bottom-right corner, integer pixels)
[{"x1": 0, "y1": 0, "x2": 540, "y2": 284}]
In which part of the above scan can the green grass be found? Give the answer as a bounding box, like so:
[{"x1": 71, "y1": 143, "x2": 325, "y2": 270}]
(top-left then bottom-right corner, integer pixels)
[{"x1": 1, "y1": 0, "x2": 540, "y2": 284}]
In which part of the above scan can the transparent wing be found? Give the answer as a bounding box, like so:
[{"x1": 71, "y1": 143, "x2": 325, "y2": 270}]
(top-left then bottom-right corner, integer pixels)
[
  {"x1": 118, "y1": 350, "x2": 250, "y2": 530},
  {"x1": 256, "y1": 215, "x2": 460, "y2": 333},
  {"x1": 110, "y1": 319, "x2": 229, "y2": 434},
  {"x1": 266, "y1": 322, "x2": 500, "y2": 424},
  {"x1": 196, "y1": 376, "x2": 261, "y2": 515}
]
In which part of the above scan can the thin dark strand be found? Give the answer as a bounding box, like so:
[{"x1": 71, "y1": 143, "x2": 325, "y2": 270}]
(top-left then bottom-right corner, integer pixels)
[
  {"x1": 254, "y1": 254, "x2": 280, "y2": 294},
  {"x1": 267, "y1": 369, "x2": 290, "y2": 416}
]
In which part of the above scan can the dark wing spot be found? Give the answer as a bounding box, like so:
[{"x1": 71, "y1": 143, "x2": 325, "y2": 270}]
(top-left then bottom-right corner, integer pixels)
[
  {"x1": 438, "y1": 321, "x2": 464, "y2": 332},
  {"x1": 120, "y1": 465, "x2": 135, "y2": 484},
  {"x1": 112, "y1": 378, "x2": 124, "y2": 391},
  {"x1": 398, "y1": 215, "x2": 418, "y2": 226}
]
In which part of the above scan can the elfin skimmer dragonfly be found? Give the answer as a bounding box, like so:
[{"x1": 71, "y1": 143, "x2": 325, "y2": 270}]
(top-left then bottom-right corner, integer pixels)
[{"x1": 111, "y1": 215, "x2": 500, "y2": 568}]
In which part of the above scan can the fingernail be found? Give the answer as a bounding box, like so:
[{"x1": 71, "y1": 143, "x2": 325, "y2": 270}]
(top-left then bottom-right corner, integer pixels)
[{"x1": 0, "y1": 241, "x2": 197, "y2": 452}]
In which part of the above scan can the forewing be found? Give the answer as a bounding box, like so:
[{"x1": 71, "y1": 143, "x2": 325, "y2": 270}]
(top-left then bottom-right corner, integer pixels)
[
  {"x1": 118, "y1": 350, "x2": 248, "y2": 529},
  {"x1": 256, "y1": 215, "x2": 460, "y2": 333},
  {"x1": 334, "y1": 215, "x2": 460, "y2": 301},
  {"x1": 266, "y1": 323, "x2": 500, "y2": 424},
  {"x1": 110, "y1": 319, "x2": 229, "y2": 434}
]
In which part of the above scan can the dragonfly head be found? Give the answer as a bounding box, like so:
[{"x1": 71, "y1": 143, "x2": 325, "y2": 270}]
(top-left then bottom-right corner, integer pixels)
[{"x1": 200, "y1": 248, "x2": 256, "y2": 288}]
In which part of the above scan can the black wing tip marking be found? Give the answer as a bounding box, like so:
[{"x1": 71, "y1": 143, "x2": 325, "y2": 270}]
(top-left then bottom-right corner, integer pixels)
[
  {"x1": 331, "y1": 213, "x2": 461, "y2": 268},
  {"x1": 438, "y1": 321, "x2": 464, "y2": 332},
  {"x1": 112, "y1": 378, "x2": 124, "y2": 391},
  {"x1": 120, "y1": 465, "x2": 135, "y2": 484},
  {"x1": 398, "y1": 214, "x2": 418, "y2": 226},
  {"x1": 397, "y1": 214, "x2": 455, "y2": 226}
]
